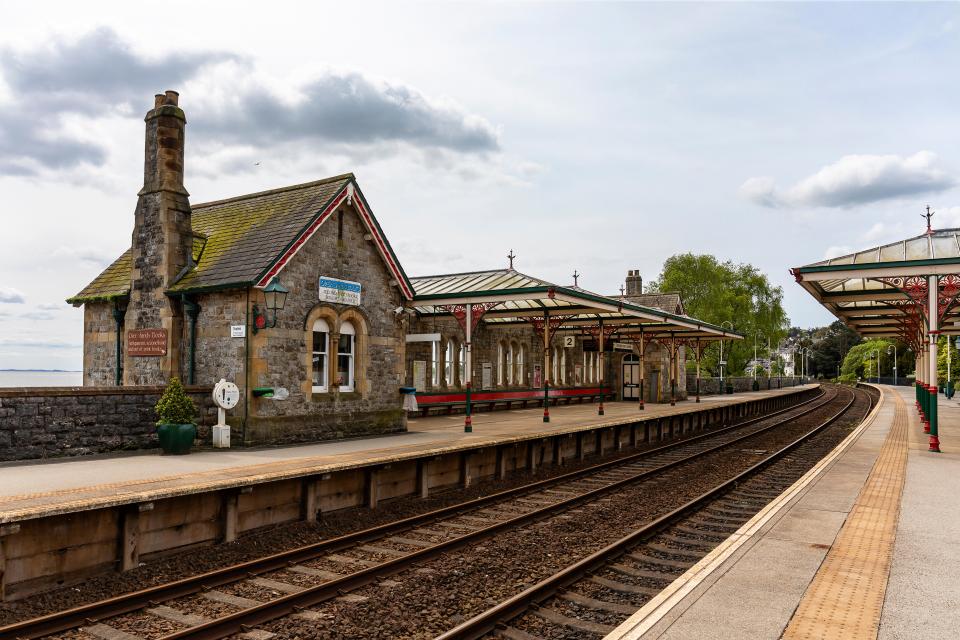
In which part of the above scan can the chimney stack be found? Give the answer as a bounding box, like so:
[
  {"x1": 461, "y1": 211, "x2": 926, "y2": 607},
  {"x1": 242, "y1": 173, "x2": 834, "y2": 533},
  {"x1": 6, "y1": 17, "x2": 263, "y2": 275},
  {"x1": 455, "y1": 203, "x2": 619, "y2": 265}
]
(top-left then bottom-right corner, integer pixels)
[
  {"x1": 625, "y1": 270, "x2": 643, "y2": 296},
  {"x1": 125, "y1": 91, "x2": 193, "y2": 385}
]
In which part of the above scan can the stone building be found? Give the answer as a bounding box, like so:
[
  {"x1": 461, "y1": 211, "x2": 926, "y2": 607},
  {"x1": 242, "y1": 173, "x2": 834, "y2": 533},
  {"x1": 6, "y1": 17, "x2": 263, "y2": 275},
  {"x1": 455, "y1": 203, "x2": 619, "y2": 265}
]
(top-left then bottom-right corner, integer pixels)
[
  {"x1": 69, "y1": 92, "x2": 413, "y2": 445},
  {"x1": 69, "y1": 91, "x2": 736, "y2": 447}
]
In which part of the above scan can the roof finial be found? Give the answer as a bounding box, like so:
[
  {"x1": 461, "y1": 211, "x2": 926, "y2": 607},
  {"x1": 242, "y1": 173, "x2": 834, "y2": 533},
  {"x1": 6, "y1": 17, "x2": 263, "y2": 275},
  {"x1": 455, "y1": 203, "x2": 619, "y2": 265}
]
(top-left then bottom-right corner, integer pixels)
[
  {"x1": 572, "y1": 270, "x2": 579, "y2": 287},
  {"x1": 619, "y1": 285, "x2": 625, "y2": 298},
  {"x1": 923, "y1": 205, "x2": 935, "y2": 234},
  {"x1": 507, "y1": 249, "x2": 516, "y2": 270}
]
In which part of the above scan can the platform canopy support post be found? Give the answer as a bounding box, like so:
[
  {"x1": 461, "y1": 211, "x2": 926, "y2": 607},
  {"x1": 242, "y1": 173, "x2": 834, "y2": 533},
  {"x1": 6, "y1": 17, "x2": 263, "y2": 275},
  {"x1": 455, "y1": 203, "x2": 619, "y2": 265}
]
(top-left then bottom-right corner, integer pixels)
[
  {"x1": 464, "y1": 302, "x2": 473, "y2": 433},
  {"x1": 638, "y1": 330, "x2": 646, "y2": 410},
  {"x1": 928, "y1": 275, "x2": 941, "y2": 452},
  {"x1": 670, "y1": 334, "x2": 677, "y2": 406},
  {"x1": 598, "y1": 318, "x2": 606, "y2": 416},
  {"x1": 695, "y1": 339, "x2": 702, "y2": 403},
  {"x1": 543, "y1": 310, "x2": 551, "y2": 423}
]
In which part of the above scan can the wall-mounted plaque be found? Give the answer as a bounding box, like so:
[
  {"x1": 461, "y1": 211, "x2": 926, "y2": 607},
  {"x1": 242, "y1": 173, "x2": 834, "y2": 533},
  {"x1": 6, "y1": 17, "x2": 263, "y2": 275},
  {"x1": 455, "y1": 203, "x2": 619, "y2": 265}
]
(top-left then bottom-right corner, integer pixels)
[
  {"x1": 319, "y1": 276, "x2": 362, "y2": 305},
  {"x1": 128, "y1": 328, "x2": 167, "y2": 356}
]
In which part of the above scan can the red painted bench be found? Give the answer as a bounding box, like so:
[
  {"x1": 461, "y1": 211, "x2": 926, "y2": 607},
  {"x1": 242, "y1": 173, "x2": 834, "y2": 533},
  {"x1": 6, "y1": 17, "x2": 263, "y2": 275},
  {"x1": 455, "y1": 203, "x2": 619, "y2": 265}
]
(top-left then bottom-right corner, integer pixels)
[{"x1": 414, "y1": 387, "x2": 615, "y2": 417}]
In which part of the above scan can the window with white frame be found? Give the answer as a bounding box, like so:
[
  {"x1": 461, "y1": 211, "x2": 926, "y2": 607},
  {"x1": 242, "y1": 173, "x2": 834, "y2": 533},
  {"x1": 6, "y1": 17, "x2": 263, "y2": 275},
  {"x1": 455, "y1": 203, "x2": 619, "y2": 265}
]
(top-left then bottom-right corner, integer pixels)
[
  {"x1": 338, "y1": 321, "x2": 356, "y2": 391},
  {"x1": 517, "y1": 345, "x2": 525, "y2": 386},
  {"x1": 445, "y1": 340, "x2": 455, "y2": 387},
  {"x1": 583, "y1": 352, "x2": 588, "y2": 384},
  {"x1": 552, "y1": 346, "x2": 559, "y2": 384},
  {"x1": 497, "y1": 342, "x2": 504, "y2": 386},
  {"x1": 431, "y1": 340, "x2": 441, "y2": 388},
  {"x1": 507, "y1": 342, "x2": 515, "y2": 385},
  {"x1": 311, "y1": 318, "x2": 329, "y2": 392},
  {"x1": 560, "y1": 348, "x2": 567, "y2": 384},
  {"x1": 459, "y1": 342, "x2": 467, "y2": 387}
]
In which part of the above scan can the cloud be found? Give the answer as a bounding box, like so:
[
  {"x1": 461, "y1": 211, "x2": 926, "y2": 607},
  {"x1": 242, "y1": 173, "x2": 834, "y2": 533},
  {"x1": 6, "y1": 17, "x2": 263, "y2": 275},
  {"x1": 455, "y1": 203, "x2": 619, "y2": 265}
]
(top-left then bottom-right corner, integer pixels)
[
  {"x1": 21, "y1": 310, "x2": 56, "y2": 321},
  {"x1": 0, "y1": 287, "x2": 25, "y2": 303},
  {"x1": 51, "y1": 245, "x2": 117, "y2": 265},
  {"x1": 0, "y1": 337, "x2": 79, "y2": 349},
  {"x1": 0, "y1": 28, "x2": 500, "y2": 178},
  {"x1": 740, "y1": 152, "x2": 956, "y2": 209},
  {"x1": 823, "y1": 245, "x2": 853, "y2": 260},
  {"x1": 38, "y1": 302, "x2": 66, "y2": 311},
  {"x1": 0, "y1": 28, "x2": 236, "y2": 176}
]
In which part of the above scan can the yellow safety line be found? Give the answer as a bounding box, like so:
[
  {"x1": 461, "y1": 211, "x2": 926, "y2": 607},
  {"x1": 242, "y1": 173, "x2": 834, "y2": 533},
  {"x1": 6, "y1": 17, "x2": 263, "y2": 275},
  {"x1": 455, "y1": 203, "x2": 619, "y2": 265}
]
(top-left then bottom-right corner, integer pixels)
[{"x1": 782, "y1": 390, "x2": 908, "y2": 640}]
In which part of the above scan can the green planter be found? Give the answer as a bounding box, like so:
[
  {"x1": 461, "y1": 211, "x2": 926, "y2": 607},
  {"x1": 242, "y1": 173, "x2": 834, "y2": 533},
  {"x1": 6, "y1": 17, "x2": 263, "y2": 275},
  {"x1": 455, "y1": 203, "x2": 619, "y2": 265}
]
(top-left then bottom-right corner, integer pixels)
[
  {"x1": 157, "y1": 423, "x2": 196, "y2": 455},
  {"x1": 725, "y1": 385, "x2": 734, "y2": 395},
  {"x1": 752, "y1": 379, "x2": 760, "y2": 391}
]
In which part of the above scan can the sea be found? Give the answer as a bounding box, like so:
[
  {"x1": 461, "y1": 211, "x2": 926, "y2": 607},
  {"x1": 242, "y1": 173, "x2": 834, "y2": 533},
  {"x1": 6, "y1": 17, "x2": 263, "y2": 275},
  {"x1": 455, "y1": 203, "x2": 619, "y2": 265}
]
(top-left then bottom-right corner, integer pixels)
[{"x1": 0, "y1": 371, "x2": 84, "y2": 387}]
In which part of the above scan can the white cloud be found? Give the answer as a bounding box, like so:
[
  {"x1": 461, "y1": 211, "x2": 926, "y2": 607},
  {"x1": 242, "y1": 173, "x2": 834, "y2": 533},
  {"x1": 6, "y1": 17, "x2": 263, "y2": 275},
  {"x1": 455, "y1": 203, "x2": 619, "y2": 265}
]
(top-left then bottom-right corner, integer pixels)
[
  {"x1": 823, "y1": 245, "x2": 853, "y2": 259},
  {"x1": 0, "y1": 287, "x2": 26, "y2": 303},
  {"x1": 937, "y1": 206, "x2": 960, "y2": 228},
  {"x1": 740, "y1": 151, "x2": 956, "y2": 209}
]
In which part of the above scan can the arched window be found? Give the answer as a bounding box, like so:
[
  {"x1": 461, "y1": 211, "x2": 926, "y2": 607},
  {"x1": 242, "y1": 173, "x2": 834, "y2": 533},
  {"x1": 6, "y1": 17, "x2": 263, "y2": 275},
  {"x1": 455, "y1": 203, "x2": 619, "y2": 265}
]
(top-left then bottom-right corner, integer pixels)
[
  {"x1": 311, "y1": 318, "x2": 329, "y2": 392},
  {"x1": 561, "y1": 348, "x2": 567, "y2": 384},
  {"x1": 552, "y1": 346, "x2": 560, "y2": 384},
  {"x1": 445, "y1": 340, "x2": 455, "y2": 387},
  {"x1": 338, "y1": 321, "x2": 356, "y2": 392},
  {"x1": 431, "y1": 340, "x2": 440, "y2": 388},
  {"x1": 583, "y1": 351, "x2": 588, "y2": 384},
  {"x1": 459, "y1": 342, "x2": 467, "y2": 387},
  {"x1": 517, "y1": 345, "x2": 525, "y2": 386},
  {"x1": 507, "y1": 342, "x2": 515, "y2": 385},
  {"x1": 497, "y1": 342, "x2": 504, "y2": 386}
]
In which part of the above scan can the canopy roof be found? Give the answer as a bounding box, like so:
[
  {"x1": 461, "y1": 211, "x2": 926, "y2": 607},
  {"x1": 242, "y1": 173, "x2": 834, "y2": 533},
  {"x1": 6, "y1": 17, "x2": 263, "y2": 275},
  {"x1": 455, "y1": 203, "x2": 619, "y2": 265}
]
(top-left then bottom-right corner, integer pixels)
[
  {"x1": 793, "y1": 228, "x2": 960, "y2": 338},
  {"x1": 411, "y1": 268, "x2": 742, "y2": 341}
]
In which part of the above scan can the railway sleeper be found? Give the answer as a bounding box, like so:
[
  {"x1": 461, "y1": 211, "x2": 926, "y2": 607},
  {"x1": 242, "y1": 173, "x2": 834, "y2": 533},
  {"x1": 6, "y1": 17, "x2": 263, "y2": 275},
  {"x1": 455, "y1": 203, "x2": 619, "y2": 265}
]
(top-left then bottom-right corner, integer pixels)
[
  {"x1": 624, "y1": 553, "x2": 691, "y2": 570},
  {"x1": 645, "y1": 543, "x2": 706, "y2": 560},
  {"x1": 671, "y1": 524, "x2": 729, "y2": 541},
  {"x1": 658, "y1": 533, "x2": 716, "y2": 551},
  {"x1": 559, "y1": 590, "x2": 638, "y2": 615},
  {"x1": 533, "y1": 606, "x2": 615, "y2": 635},
  {"x1": 591, "y1": 574, "x2": 663, "y2": 596},
  {"x1": 147, "y1": 604, "x2": 211, "y2": 626}
]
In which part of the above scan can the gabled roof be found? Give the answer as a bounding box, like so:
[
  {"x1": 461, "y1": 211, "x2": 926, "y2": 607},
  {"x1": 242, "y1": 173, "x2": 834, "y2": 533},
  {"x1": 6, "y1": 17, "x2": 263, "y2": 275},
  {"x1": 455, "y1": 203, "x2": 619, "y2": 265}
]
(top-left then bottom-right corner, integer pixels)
[
  {"x1": 68, "y1": 174, "x2": 414, "y2": 304},
  {"x1": 411, "y1": 269, "x2": 741, "y2": 340},
  {"x1": 620, "y1": 292, "x2": 683, "y2": 316}
]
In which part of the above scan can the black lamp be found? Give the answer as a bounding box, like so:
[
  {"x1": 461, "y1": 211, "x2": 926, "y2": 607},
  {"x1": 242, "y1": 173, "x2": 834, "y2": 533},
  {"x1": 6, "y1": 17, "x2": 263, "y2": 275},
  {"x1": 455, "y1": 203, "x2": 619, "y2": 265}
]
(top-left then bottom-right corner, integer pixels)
[{"x1": 253, "y1": 277, "x2": 289, "y2": 333}]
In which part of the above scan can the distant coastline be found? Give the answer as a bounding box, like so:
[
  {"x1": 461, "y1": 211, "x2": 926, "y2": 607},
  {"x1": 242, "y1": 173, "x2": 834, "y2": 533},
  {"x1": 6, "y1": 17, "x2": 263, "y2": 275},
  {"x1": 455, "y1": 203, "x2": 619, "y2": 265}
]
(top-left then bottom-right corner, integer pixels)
[{"x1": 0, "y1": 369, "x2": 81, "y2": 373}]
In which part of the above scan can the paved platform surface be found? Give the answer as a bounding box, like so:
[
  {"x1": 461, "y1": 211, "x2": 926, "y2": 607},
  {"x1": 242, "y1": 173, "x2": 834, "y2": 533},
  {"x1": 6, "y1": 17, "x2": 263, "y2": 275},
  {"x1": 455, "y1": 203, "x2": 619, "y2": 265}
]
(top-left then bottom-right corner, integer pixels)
[
  {"x1": 605, "y1": 384, "x2": 960, "y2": 640},
  {"x1": 0, "y1": 386, "x2": 810, "y2": 524}
]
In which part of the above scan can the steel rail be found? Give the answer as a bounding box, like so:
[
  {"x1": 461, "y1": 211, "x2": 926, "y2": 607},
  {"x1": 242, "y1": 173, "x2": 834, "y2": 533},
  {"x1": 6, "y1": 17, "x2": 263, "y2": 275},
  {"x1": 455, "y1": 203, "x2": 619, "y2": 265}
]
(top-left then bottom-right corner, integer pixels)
[
  {"x1": 434, "y1": 386, "x2": 863, "y2": 640},
  {"x1": 1, "y1": 387, "x2": 822, "y2": 640},
  {"x1": 142, "y1": 387, "x2": 840, "y2": 640}
]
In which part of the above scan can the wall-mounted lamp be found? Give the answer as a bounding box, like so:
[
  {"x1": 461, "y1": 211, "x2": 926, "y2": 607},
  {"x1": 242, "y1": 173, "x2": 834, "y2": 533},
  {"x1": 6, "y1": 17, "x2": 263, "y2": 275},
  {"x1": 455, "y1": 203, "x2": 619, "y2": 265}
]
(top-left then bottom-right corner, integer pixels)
[{"x1": 252, "y1": 277, "x2": 289, "y2": 333}]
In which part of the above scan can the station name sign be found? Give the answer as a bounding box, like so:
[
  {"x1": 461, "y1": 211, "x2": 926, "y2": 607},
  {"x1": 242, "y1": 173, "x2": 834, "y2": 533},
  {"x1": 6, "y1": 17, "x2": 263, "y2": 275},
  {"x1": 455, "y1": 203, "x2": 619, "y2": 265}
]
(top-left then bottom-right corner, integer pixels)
[
  {"x1": 128, "y1": 328, "x2": 167, "y2": 356},
  {"x1": 319, "y1": 276, "x2": 361, "y2": 306}
]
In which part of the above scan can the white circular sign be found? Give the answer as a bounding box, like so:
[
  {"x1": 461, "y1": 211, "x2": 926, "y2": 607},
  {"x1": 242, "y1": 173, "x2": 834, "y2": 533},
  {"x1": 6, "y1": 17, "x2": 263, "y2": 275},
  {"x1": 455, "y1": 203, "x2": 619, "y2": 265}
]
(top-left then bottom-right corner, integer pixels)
[{"x1": 213, "y1": 379, "x2": 240, "y2": 410}]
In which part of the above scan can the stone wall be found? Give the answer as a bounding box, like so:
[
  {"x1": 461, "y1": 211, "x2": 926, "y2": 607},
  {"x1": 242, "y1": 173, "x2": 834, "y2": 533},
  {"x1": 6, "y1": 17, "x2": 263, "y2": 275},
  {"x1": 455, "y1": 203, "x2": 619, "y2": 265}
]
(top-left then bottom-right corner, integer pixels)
[
  {"x1": 83, "y1": 302, "x2": 121, "y2": 387},
  {"x1": 0, "y1": 386, "x2": 215, "y2": 462},
  {"x1": 686, "y1": 374, "x2": 805, "y2": 395},
  {"x1": 234, "y1": 202, "x2": 408, "y2": 445}
]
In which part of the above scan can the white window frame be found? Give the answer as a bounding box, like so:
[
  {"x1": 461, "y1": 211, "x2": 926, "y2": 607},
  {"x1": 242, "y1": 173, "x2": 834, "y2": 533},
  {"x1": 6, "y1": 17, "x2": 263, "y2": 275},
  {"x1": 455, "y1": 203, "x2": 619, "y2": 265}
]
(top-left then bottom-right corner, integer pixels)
[
  {"x1": 338, "y1": 321, "x2": 356, "y2": 392},
  {"x1": 507, "y1": 342, "x2": 515, "y2": 385},
  {"x1": 517, "y1": 345, "x2": 525, "y2": 386},
  {"x1": 459, "y1": 342, "x2": 467, "y2": 387},
  {"x1": 311, "y1": 318, "x2": 329, "y2": 393},
  {"x1": 497, "y1": 342, "x2": 504, "y2": 386},
  {"x1": 445, "y1": 340, "x2": 455, "y2": 387},
  {"x1": 561, "y1": 348, "x2": 567, "y2": 385}
]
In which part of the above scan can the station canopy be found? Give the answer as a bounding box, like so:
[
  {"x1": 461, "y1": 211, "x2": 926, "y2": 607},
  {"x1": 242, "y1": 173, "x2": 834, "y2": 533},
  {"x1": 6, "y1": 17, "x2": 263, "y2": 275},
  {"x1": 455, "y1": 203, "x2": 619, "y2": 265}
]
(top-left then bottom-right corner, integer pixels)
[
  {"x1": 409, "y1": 268, "x2": 742, "y2": 342},
  {"x1": 792, "y1": 227, "x2": 960, "y2": 339}
]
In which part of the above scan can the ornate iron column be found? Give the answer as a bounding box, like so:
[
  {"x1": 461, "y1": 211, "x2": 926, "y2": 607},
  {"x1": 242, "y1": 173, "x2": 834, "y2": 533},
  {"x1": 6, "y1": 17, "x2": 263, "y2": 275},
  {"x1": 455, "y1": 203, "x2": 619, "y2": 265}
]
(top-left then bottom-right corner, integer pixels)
[
  {"x1": 543, "y1": 310, "x2": 551, "y2": 423},
  {"x1": 928, "y1": 275, "x2": 941, "y2": 452},
  {"x1": 464, "y1": 302, "x2": 473, "y2": 433},
  {"x1": 597, "y1": 318, "x2": 605, "y2": 416}
]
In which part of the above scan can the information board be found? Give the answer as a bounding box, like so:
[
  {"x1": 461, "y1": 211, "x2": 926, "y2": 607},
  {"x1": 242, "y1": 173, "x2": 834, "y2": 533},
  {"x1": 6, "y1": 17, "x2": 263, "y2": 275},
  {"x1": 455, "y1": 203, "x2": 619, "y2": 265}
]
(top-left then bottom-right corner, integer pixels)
[
  {"x1": 128, "y1": 329, "x2": 167, "y2": 356},
  {"x1": 413, "y1": 360, "x2": 426, "y2": 391},
  {"x1": 319, "y1": 276, "x2": 362, "y2": 305}
]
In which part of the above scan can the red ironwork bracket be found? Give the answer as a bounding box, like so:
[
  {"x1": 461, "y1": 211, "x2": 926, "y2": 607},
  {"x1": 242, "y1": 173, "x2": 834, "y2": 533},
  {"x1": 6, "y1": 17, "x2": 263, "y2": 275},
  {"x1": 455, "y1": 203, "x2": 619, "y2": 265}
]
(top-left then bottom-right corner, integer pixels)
[{"x1": 436, "y1": 302, "x2": 501, "y2": 336}]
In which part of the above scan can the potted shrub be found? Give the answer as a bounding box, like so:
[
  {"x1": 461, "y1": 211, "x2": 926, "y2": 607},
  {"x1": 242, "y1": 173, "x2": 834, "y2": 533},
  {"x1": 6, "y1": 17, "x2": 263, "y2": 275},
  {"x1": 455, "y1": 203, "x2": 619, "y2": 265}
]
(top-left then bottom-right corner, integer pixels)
[{"x1": 155, "y1": 376, "x2": 197, "y2": 455}]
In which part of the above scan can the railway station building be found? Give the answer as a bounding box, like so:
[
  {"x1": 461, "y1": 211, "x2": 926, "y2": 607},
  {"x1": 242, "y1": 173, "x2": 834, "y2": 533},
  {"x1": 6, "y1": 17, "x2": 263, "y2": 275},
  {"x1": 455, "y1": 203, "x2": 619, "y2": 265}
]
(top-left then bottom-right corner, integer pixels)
[{"x1": 68, "y1": 91, "x2": 739, "y2": 446}]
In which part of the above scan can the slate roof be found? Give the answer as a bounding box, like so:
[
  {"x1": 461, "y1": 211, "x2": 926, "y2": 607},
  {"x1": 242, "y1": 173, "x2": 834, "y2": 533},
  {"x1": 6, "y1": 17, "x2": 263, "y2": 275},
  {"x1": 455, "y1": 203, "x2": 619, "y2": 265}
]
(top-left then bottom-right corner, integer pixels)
[
  {"x1": 623, "y1": 292, "x2": 684, "y2": 315},
  {"x1": 69, "y1": 174, "x2": 411, "y2": 304}
]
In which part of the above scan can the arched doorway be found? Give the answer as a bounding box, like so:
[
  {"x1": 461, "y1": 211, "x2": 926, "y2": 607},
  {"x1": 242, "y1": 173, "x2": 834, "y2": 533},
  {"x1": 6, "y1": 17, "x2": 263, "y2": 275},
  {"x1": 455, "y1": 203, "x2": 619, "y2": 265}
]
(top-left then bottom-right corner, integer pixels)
[{"x1": 622, "y1": 353, "x2": 640, "y2": 401}]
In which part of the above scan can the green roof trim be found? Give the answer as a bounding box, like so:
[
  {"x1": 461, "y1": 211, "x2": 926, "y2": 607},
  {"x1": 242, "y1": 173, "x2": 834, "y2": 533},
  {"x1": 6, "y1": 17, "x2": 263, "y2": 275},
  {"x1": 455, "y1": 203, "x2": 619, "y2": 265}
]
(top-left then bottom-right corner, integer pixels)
[
  {"x1": 798, "y1": 257, "x2": 960, "y2": 274},
  {"x1": 66, "y1": 249, "x2": 133, "y2": 305}
]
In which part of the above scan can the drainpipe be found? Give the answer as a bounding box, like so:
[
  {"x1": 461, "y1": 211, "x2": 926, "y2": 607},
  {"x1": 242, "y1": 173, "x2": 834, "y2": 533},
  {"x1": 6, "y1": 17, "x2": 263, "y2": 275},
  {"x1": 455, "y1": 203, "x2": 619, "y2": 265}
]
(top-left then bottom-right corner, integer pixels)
[
  {"x1": 182, "y1": 295, "x2": 201, "y2": 385},
  {"x1": 112, "y1": 300, "x2": 126, "y2": 386}
]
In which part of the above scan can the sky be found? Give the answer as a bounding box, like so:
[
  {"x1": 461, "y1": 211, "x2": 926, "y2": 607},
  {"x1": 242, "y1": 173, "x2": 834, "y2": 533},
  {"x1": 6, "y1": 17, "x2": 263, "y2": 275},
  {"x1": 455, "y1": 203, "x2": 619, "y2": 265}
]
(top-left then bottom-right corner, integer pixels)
[{"x1": 2, "y1": 1, "x2": 960, "y2": 371}]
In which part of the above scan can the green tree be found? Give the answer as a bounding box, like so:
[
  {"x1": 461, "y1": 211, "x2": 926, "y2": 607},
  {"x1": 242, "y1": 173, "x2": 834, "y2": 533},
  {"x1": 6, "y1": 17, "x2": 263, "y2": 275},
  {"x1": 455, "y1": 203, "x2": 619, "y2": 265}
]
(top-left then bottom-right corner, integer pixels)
[
  {"x1": 841, "y1": 339, "x2": 895, "y2": 380},
  {"x1": 648, "y1": 253, "x2": 790, "y2": 376}
]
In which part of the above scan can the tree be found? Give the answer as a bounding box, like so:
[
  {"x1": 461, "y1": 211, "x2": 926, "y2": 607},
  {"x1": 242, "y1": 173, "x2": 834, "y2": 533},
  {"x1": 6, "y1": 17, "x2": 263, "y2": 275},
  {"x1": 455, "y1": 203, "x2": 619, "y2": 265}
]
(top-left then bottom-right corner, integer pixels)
[
  {"x1": 841, "y1": 339, "x2": 896, "y2": 380},
  {"x1": 647, "y1": 253, "x2": 790, "y2": 376}
]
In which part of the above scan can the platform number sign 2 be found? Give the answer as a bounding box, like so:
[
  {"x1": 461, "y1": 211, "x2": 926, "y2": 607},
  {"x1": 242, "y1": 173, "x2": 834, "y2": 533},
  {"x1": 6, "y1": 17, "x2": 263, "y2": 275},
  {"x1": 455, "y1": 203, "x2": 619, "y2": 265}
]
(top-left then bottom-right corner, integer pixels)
[{"x1": 563, "y1": 336, "x2": 576, "y2": 348}]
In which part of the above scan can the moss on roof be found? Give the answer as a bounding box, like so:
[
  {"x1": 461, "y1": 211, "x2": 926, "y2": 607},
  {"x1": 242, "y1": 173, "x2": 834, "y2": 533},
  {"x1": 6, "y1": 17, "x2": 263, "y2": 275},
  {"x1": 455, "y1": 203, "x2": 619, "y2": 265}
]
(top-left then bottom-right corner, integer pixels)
[{"x1": 68, "y1": 174, "x2": 359, "y2": 304}]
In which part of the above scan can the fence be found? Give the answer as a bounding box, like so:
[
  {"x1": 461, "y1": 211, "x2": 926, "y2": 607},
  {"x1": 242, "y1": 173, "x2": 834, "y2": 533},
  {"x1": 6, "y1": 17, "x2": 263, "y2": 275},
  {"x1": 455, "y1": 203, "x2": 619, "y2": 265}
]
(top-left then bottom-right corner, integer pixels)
[{"x1": 686, "y1": 375, "x2": 807, "y2": 396}]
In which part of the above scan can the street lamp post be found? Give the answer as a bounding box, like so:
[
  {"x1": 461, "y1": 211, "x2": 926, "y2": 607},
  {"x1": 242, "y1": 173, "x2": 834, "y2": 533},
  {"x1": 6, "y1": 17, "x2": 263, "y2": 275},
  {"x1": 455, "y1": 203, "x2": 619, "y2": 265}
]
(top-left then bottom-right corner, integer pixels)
[
  {"x1": 888, "y1": 345, "x2": 898, "y2": 386},
  {"x1": 719, "y1": 321, "x2": 733, "y2": 394}
]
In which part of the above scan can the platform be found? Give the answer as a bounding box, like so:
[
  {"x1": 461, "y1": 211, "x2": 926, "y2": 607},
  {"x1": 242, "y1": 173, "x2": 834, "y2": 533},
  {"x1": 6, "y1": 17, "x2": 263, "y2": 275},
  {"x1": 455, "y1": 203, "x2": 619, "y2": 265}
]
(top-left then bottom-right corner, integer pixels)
[
  {"x1": 605, "y1": 384, "x2": 960, "y2": 640},
  {"x1": 0, "y1": 386, "x2": 810, "y2": 524}
]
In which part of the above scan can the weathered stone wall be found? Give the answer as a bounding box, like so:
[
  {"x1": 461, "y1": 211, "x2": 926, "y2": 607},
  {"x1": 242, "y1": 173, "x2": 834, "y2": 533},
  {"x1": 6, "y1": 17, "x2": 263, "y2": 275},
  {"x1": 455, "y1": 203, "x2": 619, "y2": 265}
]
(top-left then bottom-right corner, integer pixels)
[
  {"x1": 686, "y1": 374, "x2": 803, "y2": 394},
  {"x1": 232, "y1": 202, "x2": 407, "y2": 445},
  {"x1": 0, "y1": 386, "x2": 215, "y2": 462},
  {"x1": 405, "y1": 316, "x2": 684, "y2": 401},
  {"x1": 83, "y1": 302, "x2": 121, "y2": 387}
]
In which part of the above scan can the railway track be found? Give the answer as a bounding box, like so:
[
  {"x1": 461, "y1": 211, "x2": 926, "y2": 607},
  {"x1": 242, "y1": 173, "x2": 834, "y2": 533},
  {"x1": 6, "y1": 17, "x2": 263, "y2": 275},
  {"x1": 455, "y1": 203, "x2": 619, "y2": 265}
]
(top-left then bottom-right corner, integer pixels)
[
  {"x1": 2, "y1": 387, "x2": 833, "y2": 640},
  {"x1": 437, "y1": 385, "x2": 872, "y2": 640}
]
